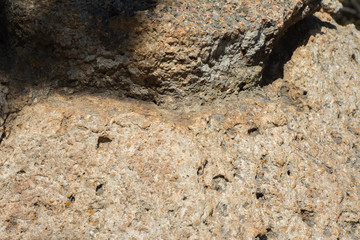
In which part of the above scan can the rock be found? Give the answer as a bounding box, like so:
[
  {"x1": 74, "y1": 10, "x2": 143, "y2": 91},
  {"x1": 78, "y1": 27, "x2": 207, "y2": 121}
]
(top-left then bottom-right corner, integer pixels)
[
  {"x1": 321, "y1": 0, "x2": 343, "y2": 14},
  {"x1": 5, "y1": 0, "x2": 322, "y2": 101},
  {"x1": 0, "y1": 10, "x2": 359, "y2": 239},
  {"x1": 0, "y1": 73, "x2": 9, "y2": 142}
]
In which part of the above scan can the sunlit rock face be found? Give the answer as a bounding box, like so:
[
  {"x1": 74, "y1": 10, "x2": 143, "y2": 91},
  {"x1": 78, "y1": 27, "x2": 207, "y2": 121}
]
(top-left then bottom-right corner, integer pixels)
[
  {"x1": 0, "y1": 5, "x2": 360, "y2": 238},
  {"x1": 5, "y1": 0, "x2": 321, "y2": 101}
]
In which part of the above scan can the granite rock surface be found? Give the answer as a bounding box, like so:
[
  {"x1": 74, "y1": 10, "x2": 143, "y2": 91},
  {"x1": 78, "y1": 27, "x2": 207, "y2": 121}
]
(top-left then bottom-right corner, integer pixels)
[
  {"x1": 5, "y1": 0, "x2": 322, "y2": 101},
  {"x1": 0, "y1": 9, "x2": 359, "y2": 239}
]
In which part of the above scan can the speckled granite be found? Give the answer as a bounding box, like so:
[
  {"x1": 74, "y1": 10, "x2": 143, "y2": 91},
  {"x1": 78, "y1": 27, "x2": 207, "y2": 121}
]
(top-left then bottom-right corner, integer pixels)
[
  {"x1": 0, "y1": 11, "x2": 359, "y2": 239},
  {"x1": 5, "y1": 0, "x2": 321, "y2": 101}
]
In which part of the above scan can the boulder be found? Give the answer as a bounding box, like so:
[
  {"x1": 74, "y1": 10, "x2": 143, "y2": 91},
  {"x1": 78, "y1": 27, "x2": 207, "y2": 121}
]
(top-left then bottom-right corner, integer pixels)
[
  {"x1": 0, "y1": 10, "x2": 359, "y2": 239},
  {"x1": 5, "y1": 0, "x2": 322, "y2": 101}
]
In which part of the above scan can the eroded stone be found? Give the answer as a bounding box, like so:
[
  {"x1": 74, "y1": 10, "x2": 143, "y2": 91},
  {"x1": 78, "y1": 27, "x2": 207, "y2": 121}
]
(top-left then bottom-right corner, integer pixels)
[
  {"x1": 0, "y1": 12, "x2": 359, "y2": 239},
  {"x1": 5, "y1": 0, "x2": 322, "y2": 101}
]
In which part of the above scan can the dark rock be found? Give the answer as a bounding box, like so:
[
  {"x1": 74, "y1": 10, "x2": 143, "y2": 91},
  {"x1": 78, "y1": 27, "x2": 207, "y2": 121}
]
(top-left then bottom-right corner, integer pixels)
[{"x1": 4, "y1": 0, "x2": 321, "y2": 101}]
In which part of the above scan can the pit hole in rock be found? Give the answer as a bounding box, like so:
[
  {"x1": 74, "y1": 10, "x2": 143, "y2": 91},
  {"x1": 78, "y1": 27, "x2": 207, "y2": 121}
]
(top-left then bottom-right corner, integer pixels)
[
  {"x1": 197, "y1": 160, "x2": 208, "y2": 176},
  {"x1": 300, "y1": 209, "x2": 315, "y2": 227},
  {"x1": 238, "y1": 82, "x2": 247, "y2": 91},
  {"x1": 96, "y1": 183, "x2": 105, "y2": 195},
  {"x1": 261, "y1": 16, "x2": 337, "y2": 86},
  {"x1": 255, "y1": 233, "x2": 268, "y2": 240},
  {"x1": 68, "y1": 194, "x2": 75, "y2": 202},
  {"x1": 65, "y1": 194, "x2": 75, "y2": 207},
  {"x1": 256, "y1": 228, "x2": 275, "y2": 240},
  {"x1": 248, "y1": 127, "x2": 259, "y2": 136},
  {"x1": 350, "y1": 53, "x2": 358, "y2": 64},
  {"x1": 331, "y1": 133, "x2": 343, "y2": 145},
  {"x1": 17, "y1": 169, "x2": 26, "y2": 174},
  {"x1": 256, "y1": 192, "x2": 265, "y2": 199},
  {"x1": 97, "y1": 136, "x2": 112, "y2": 149},
  {"x1": 212, "y1": 175, "x2": 229, "y2": 192}
]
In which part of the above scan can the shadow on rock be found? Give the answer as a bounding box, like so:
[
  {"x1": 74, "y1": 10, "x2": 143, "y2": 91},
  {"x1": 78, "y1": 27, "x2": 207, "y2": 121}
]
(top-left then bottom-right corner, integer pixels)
[
  {"x1": 261, "y1": 15, "x2": 337, "y2": 86},
  {"x1": 3, "y1": 0, "x2": 158, "y2": 87}
]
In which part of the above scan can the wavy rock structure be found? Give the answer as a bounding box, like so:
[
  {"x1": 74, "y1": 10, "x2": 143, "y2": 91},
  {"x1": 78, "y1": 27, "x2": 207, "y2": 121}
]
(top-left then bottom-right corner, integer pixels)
[{"x1": 0, "y1": 1, "x2": 359, "y2": 239}]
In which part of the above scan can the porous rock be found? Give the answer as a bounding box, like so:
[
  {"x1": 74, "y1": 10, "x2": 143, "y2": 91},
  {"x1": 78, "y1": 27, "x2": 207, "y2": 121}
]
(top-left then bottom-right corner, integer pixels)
[
  {"x1": 5, "y1": 0, "x2": 322, "y2": 101},
  {"x1": 0, "y1": 11, "x2": 359, "y2": 239}
]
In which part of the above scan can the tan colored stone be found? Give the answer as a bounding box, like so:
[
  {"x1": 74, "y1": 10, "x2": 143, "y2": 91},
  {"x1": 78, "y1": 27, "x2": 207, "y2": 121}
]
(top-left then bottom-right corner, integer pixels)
[{"x1": 0, "y1": 3, "x2": 359, "y2": 240}]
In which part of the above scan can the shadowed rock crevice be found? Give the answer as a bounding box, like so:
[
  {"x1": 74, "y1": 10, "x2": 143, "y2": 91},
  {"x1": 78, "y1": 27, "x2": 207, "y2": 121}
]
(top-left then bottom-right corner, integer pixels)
[
  {"x1": 261, "y1": 16, "x2": 337, "y2": 86},
  {"x1": 0, "y1": 130, "x2": 5, "y2": 145},
  {"x1": 97, "y1": 135, "x2": 112, "y2": 150}
]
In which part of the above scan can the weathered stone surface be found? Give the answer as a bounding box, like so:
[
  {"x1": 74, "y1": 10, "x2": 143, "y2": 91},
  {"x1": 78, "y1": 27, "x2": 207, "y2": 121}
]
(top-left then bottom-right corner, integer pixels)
[
  {"x1": 5, "y1": 0, "x2": 322, "y2": 101},
  {"x1": 0, "y1": 11, "x2": 359, "y2": 239},
  {"x1": 321, "y1": 0, "x2": 342, "y2": 14},
  {"x1": 0, "y1": 44, "x2": 9, "y2": 142},
  {"x1": 0, "y1": 80, "x2": 8, "y2": 141}
]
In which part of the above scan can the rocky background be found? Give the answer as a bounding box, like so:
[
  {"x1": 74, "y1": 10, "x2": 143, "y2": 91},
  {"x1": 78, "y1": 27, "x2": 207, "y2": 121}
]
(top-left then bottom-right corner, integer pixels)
[
  {"x1": 4, "y1": 0, "x2": 324, "y2": 101},
  {"x1": 0, "y1": 0, "x2": 359, "y2": 239}
]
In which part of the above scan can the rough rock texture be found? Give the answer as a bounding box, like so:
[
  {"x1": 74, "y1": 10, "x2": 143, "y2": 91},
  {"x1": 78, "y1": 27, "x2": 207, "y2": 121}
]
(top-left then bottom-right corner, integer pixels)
[
  {"x1": 0, "y1": 75, "x2": 8, "y2": 141},
  {"x1": 0, "y1": 10, "x2": 359, "y2": 239},
  {"x1": 0, "y1": 37, "x2": 9, "y2": 143},
  {"x1": 321, "y1": 0, "x2": 342, "y2": 14},
  {"x1": 5, "y1": 0, "x2": 322, "y2": 101}
]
